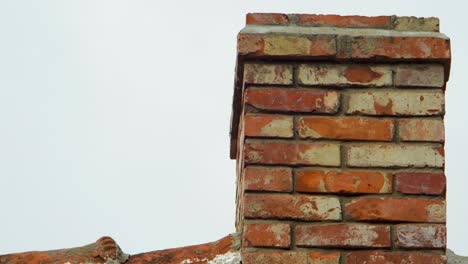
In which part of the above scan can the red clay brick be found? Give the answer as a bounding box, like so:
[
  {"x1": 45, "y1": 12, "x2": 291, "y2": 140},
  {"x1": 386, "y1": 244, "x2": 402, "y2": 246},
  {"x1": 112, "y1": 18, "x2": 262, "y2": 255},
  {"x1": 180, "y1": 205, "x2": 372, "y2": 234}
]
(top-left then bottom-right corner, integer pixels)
[
  {"x1": 306, "y1": 35, "x2": 337, "y2": 57},
  {"x1": 345, "y1": 37, "x2": 451, "y2": 60},
  {"x1": 296, "y1": 169, "x2": 392, "y2": 194},
  {"x1": 346, "y1": 251, "x2": 447, "y2": 264},
  {"x1": 243, "y1": 64, "x2": 293, "y2": 85},
  {"x1": 243, "y1": 223, "x2": 290, "y2": 248},
  {"x1": 399, "y1": 119, "x2": 444, "y2": 142},
  {"x1": 243, "y1": 140, "x2": 340, "y2": 166},
  {"x1": 245, "y1": 88, "x2": 339, "y2": 113},
  {"x1": 244, "y1": 167, "x2": 292, "y2": 192},
  {"x1": 296, "y1": 14, "x2": 391, "y2": 28},
  {"x1": 296, "y1": 116, "x2": 394, "y2": 141},
  {"x1": 393, "y1": 17, "x2": 440, "y2": 32},
  {"x1": 347, "y1": 91, "x2": 445, "y2": 116},
  {"x1": 345, "y1": 197, "x2": 446, "y2": 222},
  {"x1": 243, "y1": 194, "x2": 341, "y2": 221},
  {"x1": 244, "y1": 252, "x2": 340, "y2": 264},
  {"x1": 395, "y1": 64, "x2": 445, "y2": 87},
  {"x1": 297, "y1": 64, "x2": 392, "y2": 87},
  {"x1": 237, "y1": 34, "x2": 264, "y2": 56},
  {"x1": 246, "y1": 13, "x2": 289, "y2": 25},
  {"x1": 396, "y1": 224, "x2": 446, "y2": 249},
  {"x1": 396, "y1": 172, "x2": 446, "y2": 195},
  {"x1": 238, "y1": 34, "x2": 337, "y2": 57},
  {"x1": 242, "y1": 252, "x2": 307, "y2": 264},
  {"x1": 347, "y1": 144, "x2": 445, "y2": 168},
  {"x1": 244, "y1": 114, "x2": 293, "y2": 138},
  {"x1": 308, "y1": 252, "x2": 340, "y2": 264},
  {"x1": 295, "y1": 224, "x2": 391, "y2": 248}
]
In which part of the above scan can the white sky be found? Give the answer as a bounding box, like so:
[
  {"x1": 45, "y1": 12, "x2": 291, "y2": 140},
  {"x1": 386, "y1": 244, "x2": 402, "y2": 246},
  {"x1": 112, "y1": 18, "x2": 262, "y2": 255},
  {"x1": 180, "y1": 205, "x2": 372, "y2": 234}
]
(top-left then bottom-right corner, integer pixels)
[{"x1": 0, "y1": 0, "x2": 466, "y2": 256}]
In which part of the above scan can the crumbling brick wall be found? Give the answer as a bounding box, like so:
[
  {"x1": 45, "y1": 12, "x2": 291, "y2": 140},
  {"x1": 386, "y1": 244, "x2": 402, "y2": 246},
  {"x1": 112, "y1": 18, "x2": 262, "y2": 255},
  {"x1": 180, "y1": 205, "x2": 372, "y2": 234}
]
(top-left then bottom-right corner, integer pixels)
[{"x1": 232, "y1": 13, "x2": 450, "y2": 264}]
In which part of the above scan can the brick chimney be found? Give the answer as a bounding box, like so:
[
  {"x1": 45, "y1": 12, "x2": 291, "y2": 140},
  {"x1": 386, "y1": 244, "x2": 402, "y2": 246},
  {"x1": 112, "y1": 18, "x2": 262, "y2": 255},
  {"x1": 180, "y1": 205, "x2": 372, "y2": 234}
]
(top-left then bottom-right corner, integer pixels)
[{"x1": 231, "y1": 14, "x2": 450, "y2": 263}]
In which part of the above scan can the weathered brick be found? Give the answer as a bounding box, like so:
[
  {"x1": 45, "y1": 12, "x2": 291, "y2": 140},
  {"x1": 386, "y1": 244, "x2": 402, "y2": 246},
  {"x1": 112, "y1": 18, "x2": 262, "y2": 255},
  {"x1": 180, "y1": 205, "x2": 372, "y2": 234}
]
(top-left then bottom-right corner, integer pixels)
[
  {"x1": 295, "y1": 224, "x2": 391, "y2": 248},
  {"x1": 393, "y1": 17, "x2": 440, "y2": 32},
  {"x1": 243, "y1": 223, "x2": 290, "y2": 248},
  {"x1": 345, "y1": 197, "x2": 446, "y2": 222},
  {"x1": 242, "y1": 252, "x2": 307, "y2": 264},
  {"x1": 308, "y1": 252, "x2": 340, "y2": 264},
  {"x1": 245, "y1": 88, "x2": 339, "y2": 113},
  {"x1": 296, "y1": 116, "x2": 394, "y2": 141},
  {"x1": 297, "y1": 64, "x2": 392, "y2": 87},
  {"x1": 244, "y1": 166, "x2": 292, "y2": 192},
  {"x1": 237, "y1": 34, "x2": 264, "y2": 56},
  {"x1": 344, "y1": 37, "x2": 451, "y2": 60},
  {"x1": 244, "y1": 114, "x2": 293, "y2": 138},
  {"x1": 246, "y1": 13, "x2": 289, "y2": 25},
  {"x1": 396, "y1": 172, "x2": 446, "y2": 195},
  {"x1": 396, "y1": 224, "x2": 446, "y2": 248},
  {"x1": 347, "y1": 91, "x2": 444, "y2": 116},
  {"x1": 244, "y1": 140, "x2": 340, "y2": 166},
  {"x1": 296, "y1": 169, "x2": 392, "y2": 194},
  {"x1": 346, "y1": 251, "x2": 447, "y2": 264},
  {"x1": 243, "y1": 194, "x2": 342, "y2": 221},
  {"x1": 347, "y1": 144, "x2": 444, "y2": 168},
  {"x1": 264, "y1": 35, "x2": 315, "y2": 57},
  {"x1": 238, "y1": 34, "x2": 337, "y2": 57},
  {"x1": 243, "y1": 64, "x2": 293, "y2": 84},
  {"x1": 399, "y1": 119, "x2": 444, "y2": 142},
  {"x1": 296, "y1": 14, "x2": 391, "y2": 28},
  {"x1": 395, "y1": 64, "x2": 445, "y2": 87},
  {"x1": 264, "y1": 35, "x2": 336, "y2": 57}
]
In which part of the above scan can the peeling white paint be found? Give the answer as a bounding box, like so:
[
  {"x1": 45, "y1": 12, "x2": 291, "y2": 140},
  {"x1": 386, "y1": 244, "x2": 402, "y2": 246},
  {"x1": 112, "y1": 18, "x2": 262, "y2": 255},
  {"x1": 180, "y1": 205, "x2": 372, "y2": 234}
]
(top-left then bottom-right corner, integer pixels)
[
  {"x1": 207, "y1": 251, "x2": 241, "y2": 264},
  {"x1": 268, "y1": 224, "x2": 287, "y2": 243},
  {"x1": 347, "y1": 91, "x2": 444, "y2": 116},
  {"x1": 426, "y1": 203, "x2": 446, "y2": 222},
  {"x1": 347, "y1": 144, "x2": 444, "y2": 168},
  {"x1": 259, "y1": 119, "x2": 293, "y2": 137},
  {"x1": 179, "y1": 251, "x2": 241, "y2": 264},
  {"x1": 380, "y1": 174, "x2": 392, "y2": 193},
  {"x1": 298, "y1": 144, "x2": 340, "y2": 166},
  {"x1": 181, "y1": 257, "x2": 209, "y2": 263},
  {"x1": 298, "y1": 197, "x2": 342, "y2": 220},
  {"x1": 343, "y1": 225, "x2": 380, "y2": 246},
  {"x1": 298, "y1": 64, "x2": 392, "y2": 86}
]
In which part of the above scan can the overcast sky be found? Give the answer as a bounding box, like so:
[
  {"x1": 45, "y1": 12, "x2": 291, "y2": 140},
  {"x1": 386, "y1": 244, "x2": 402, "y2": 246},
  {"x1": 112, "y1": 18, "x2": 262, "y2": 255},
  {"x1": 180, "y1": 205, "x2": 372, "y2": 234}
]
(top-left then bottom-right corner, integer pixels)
[{"x1": 0, "y1": 0, "x2": 466, "y2": 256}]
